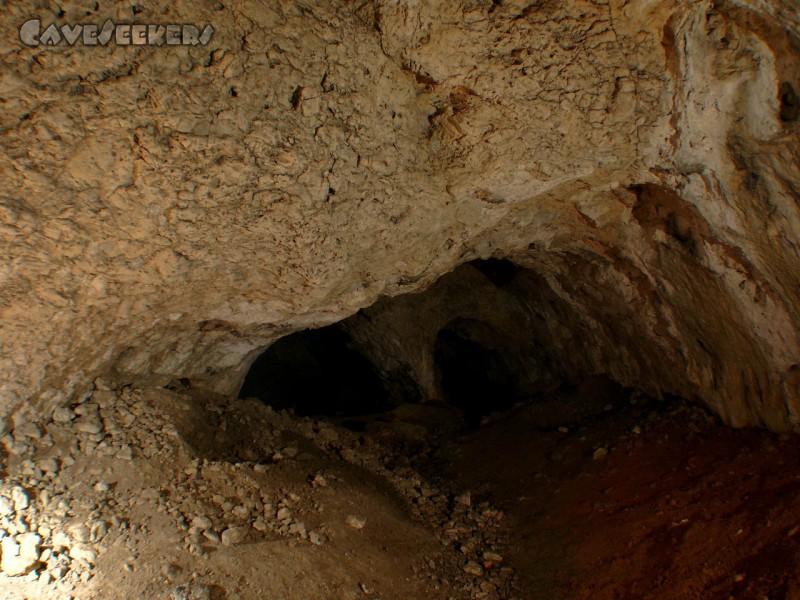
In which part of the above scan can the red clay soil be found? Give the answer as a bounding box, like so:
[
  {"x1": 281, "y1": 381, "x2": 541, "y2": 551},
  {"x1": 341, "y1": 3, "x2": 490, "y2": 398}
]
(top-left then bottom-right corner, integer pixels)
[{"x1": 436, "y1": 385, "x2": 800, "y2": 599}]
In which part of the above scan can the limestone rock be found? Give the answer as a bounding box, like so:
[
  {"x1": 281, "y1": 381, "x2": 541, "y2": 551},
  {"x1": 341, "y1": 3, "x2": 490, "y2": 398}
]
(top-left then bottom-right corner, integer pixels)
[
  {"x1": 191, "y1": 515, "x2": 213, "y2": 531},
  {"x1": 171, "y1": 583, "x2": 212, "y2": 600},
  {"x1": 1, "y1": 533, "x2": 41, "y2": 576},
  {"x1": 10, "y1": 487, "x2": 29, "y2": 512},
  {"x1": 220, "y1": 526, "x2": 247, "y2": 546},
  {"x1": 0, "y1": 0, "x2": 799, "y2": 439},
  {"x1": 345, "y1": 515, "x2": 366, "y2": 530}
]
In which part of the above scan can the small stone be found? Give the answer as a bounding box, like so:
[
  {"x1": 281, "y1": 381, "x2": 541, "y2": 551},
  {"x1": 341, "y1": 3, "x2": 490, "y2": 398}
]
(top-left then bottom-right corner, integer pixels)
[
  {"x1": 276, "y1": 507, "x2": 291, "y2": 522},
  {"x1": 40, "y1": 458, "x2": 59, "y2": 474},
  {"x1": 116, "y1": 445, "x2": 134, "y2": 461},
  {"x1": 191, "y1": 516, "x2": 213, "y2": 531},
  {"x1": 8, "y1": 441, "x2": 29, "y2": 456},
  {"x1": 220, "y1": 526, "x2": 247, "y2": 546},
  {"x1": 50, "y1": 565, "x2": 67, "y2": 580},
  {"x1": 202, "y1": 530, "x2": 220, "y2": 544},
  {"x1": 70, "y1": 543, "x2": 98, "y2": 565},
  {"x1": 463, "y1": 561, "x2": 484, "y2": 576},
  {"x1": 94, "y1": 481, "x2": 110, "y2": 493},
  {"x1": 231, "y1": 506, "x2": 249, "y2": 520},
  {"x1": 51, "y1": 532, "x2": 71, "y2": 552},
  {"x1": 346, "y1": 515, "x2": 366, "y2": 530},
  {"x1": 171, "y1": 583, "x2": 212, "y2": 600},
  {"x1": 92, "y1": 390, "x2": 117, "y2": 408},
  {"x1": 252, "y1": 518, "x2": 268, "y2": 532},
  {"x1": 90, "y1": 520, "x2": 107, "y2": 543},
  {"x1": 308, "y1": 531, "x2": 325, "y2": 546},
  {"x1": 1, "y1": 532, "x2": 41, "y2": 576},
  {"x1": 11, "y1": 487, "x2": 29, "y2": 511},
  {"x1": 632, "y1": 425, "x2": 642, "y2": 435},
  {"x1": 161, "y1": 562, "x2": 183, "y2": 580},
  {"x1": 0, "y1": 496, "x2": 14, "y2": 517},
  {"x1": 593, "y1": 447, "x2": 608, "y2": 460},
  {"x1": 69, "y1": 525, "x2": 91, "y2": 543},
  {"x1": 558, "y1": 426, "x2": 569, "y2": 433}
]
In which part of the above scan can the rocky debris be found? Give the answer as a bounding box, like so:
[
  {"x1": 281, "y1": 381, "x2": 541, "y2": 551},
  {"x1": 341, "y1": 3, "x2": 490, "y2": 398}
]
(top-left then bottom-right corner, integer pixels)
[
  {"x1": 0, "y1": 383, "x2": 519, "y2": 598},
  {"x1": 171, "y1": 582, "x2": 212, "y2": 600},
  {"x1": 258, "y1": 401, "x2": 517, "y2": 598},
  {"x1": 0, "y1": 384, "x2": 165, "y2": 594}
]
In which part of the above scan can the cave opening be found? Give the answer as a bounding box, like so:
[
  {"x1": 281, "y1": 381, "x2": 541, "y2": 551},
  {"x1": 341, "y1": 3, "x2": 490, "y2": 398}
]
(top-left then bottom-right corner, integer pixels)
[
  {"x1": 237, "y1": 258, "x2": 639, "y2": 430},
  {"x1": 434, "y1": 318, "x2": 521, "y2": 426},
  {"x1": 237, "y1": 326, "x2": 392, "y2": 417}
]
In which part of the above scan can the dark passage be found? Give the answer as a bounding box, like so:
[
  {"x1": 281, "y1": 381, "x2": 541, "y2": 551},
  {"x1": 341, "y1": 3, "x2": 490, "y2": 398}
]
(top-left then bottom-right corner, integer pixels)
[
  {"x1": 434, "y1": 318, "x2": 520, "y2": 426},
  {"x1": 238, "y1": 327, "x2": 391, "y2": 417}
]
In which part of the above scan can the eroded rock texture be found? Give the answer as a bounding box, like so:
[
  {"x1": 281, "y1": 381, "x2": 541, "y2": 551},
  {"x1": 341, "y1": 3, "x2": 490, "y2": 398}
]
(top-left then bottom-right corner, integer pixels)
[{"x1": 2, "y1": 0, "x2": 800, "y2": 429}]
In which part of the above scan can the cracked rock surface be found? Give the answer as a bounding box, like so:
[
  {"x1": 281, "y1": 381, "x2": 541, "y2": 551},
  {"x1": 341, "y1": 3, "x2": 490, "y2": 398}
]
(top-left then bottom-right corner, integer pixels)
[{"x1": 2, "y1": 0, "x2": 800, "y2": 430}]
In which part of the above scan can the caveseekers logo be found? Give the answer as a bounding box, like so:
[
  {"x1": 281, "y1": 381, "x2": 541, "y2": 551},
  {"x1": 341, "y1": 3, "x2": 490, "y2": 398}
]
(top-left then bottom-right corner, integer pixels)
[{"x1": 19, "y1": 19, "x2": 215, "y2": 47}]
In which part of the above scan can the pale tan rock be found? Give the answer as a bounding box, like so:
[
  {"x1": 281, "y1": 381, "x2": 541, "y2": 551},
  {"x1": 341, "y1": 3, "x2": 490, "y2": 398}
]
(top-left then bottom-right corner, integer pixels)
[
  {"x1": 220, "y1": 526, "x2": 247, "y2": 546},
  {"x1": 345, "y1": 515, "x2": 366, "y2": 530},
  {"x1": 1, "y1": 533, "x2": 41, "y2": 576},
  {"x1": 0, "y1": 0, "x2": 799, "y2": 435}
]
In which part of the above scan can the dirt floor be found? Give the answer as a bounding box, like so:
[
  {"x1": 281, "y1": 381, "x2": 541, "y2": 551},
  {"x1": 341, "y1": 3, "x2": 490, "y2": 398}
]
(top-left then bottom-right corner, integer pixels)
[
  {"x1": 2, "y1": 379, "x2": 800, "y2": 599},
  {"x1": 433, "y1": 378, "x2": 800, "y2": 600}
]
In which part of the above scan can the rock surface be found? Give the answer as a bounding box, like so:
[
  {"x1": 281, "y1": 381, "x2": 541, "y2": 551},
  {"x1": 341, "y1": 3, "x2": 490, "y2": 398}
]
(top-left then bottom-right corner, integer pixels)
[{"x1": 2, "y1": 0, "x2": 800, "y2": 431}]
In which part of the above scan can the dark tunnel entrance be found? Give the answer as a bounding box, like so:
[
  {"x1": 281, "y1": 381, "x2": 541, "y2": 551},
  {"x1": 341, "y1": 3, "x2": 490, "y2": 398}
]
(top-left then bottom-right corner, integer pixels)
[
  {"x1": 238, "y1": 258, "x2": 567, "y2": 427},
  {"x1": 236, "y1": 258, "x2": 668, "y2": 430},
  {"x1": 434, "y1": 318, "x2": 520, "y2": 426},
  {"x1": 238, "y1": 327, "x2": 392, "y2": 417}
]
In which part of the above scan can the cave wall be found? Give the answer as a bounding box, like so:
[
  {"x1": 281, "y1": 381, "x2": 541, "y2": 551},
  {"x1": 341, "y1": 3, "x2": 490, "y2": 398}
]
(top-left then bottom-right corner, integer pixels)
[{"x1": 2, "y1": 0, "x2": 800, "y2": 429}]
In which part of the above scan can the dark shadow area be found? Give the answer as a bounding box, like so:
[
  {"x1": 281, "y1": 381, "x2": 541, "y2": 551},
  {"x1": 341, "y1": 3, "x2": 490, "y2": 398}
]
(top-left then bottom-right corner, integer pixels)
[
  {"x1": 238, "y1": 327, "x2": 392, "y2": 417},
  {"x1": 434, "y1": 318, "x2": 520, "y2": 426},
  {"x1": 471, "y1": 258, "x2": 523, "y2": 287}
]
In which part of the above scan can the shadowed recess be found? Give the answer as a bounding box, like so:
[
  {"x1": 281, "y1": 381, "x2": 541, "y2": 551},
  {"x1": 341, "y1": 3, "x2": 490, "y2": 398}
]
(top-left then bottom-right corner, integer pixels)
[{"x1": 238, "y1": 327, "x2": 392, "y2": 417}]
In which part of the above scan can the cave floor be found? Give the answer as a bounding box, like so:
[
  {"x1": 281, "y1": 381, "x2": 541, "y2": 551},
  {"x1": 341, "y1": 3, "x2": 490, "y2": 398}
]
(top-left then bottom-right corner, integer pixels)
[
  {"x1": 431, "y1": 386, "x2": 800, "y2": 600},
  {"x1": 3, "y1": 383, "x2": 800, "y2": 599}
]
